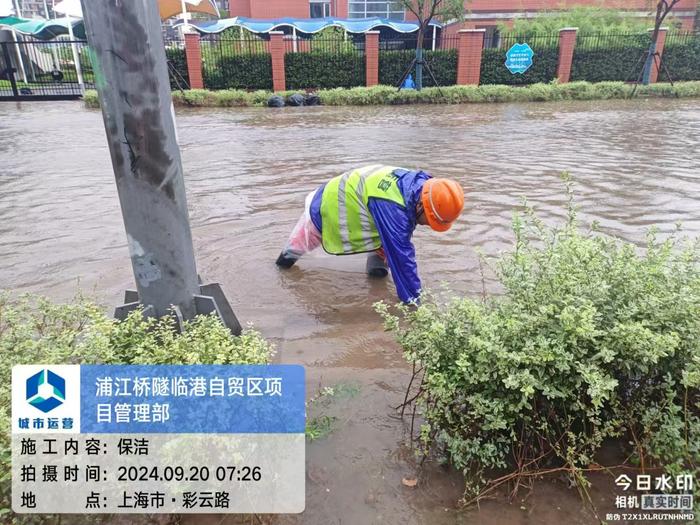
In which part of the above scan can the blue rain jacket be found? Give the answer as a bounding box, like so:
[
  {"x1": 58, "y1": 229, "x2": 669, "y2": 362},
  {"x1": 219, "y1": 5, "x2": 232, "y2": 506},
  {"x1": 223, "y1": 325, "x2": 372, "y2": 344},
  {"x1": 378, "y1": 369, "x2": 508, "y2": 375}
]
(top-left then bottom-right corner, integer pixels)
[{"x1": 310, "y1": 168, "x2": 431, "y2": 303}]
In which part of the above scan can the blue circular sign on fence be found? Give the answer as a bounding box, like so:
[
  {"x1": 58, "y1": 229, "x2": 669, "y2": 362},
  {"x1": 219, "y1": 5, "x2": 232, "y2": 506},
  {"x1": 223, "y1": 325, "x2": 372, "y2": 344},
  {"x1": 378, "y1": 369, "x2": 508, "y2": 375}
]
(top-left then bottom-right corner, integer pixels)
[{"x1": 505, "y1": 43, "x2": 534, "y2": 74}]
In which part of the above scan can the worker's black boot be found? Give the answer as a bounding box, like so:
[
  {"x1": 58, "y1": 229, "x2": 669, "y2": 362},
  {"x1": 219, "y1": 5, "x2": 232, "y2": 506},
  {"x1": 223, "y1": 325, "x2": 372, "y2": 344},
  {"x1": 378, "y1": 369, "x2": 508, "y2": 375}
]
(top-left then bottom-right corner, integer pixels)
[
  {"x1": 276, "y1": 251, "x2": 299, "y2": 269},
  {"x1": 366, "y1": 253, "x2": 388, "y2": 278}
]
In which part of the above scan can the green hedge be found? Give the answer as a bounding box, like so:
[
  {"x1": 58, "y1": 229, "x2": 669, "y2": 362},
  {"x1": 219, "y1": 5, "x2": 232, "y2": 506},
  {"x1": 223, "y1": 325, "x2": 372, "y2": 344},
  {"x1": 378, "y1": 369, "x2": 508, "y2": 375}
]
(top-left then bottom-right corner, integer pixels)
[
  {"x1": 203, "y1": 53, "x2": 273, "y2": 90},
  {"x1": 165, "y1": 47, "x2": 190, "y2": 90},
  {"x1": 84, "y1": 81, "x2": 700, "y2": 109},
  {"x1": 570, "y1": 34, "x2": 649, "y2": 82},
  {"x1": 660, "y1": 37, "x2": 700, "y2": 81},
  {"x1": 379, "y1": 49, "x2": 458, "y2": 87},
  {"x1": 480, "y1": 46, "x2": 559, "y2": 85},
  {"x1": 285, "y1": 51, "x2": 365, "y2": 89}
]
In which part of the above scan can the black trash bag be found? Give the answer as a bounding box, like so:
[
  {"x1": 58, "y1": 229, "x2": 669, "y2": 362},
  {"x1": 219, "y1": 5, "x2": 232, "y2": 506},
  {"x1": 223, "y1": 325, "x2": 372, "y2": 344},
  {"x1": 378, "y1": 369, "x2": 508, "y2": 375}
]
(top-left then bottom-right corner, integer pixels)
[
  {"x1": 304, "y1": 94, "x2": 321, "y2": 106},
  {"x1": 267, "y1": 95, "x2": 285, "y2": 108},
  {"x1": 286, "y1": 93, "x2": 305, "y2": 107}
]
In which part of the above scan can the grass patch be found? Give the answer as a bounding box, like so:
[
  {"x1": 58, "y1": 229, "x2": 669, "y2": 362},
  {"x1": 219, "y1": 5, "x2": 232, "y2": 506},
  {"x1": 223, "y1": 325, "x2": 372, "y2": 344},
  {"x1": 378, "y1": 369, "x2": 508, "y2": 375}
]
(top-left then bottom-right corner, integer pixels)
[
  {"x1": 84, "y1": 80, "x2": 700, "y2": 109},
  {"x1": 305, "y1": 382, "x2": 361, "y2": 441},
  {"x1": 83, "y1": 89, "x2": 99, "y2": 108},
  {"x1": 306, "y1": 415, "x2": 337, "y2": 441}
]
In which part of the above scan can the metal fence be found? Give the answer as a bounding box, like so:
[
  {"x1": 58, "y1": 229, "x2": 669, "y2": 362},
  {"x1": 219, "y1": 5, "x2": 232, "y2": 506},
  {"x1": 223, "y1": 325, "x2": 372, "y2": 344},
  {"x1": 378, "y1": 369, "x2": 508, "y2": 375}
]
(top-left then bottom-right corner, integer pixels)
[
  {"x1": 480, "y1": 33, "x2": 559, "y2": 85},
  {"x1": 663, "y1": 30, "x2": 698, "y2": 46},
  {"x1": 163, "y1": 38, "x2": 190, "y2": 91},
  {"x1": 199, "y1": 34, "x2": 273, "y2": 90},
  {"x1": 284, "y1": 36, "x2": 365, "y2": 89},
  {"x1": 283, "y1": 34, "x2": 364, "y2": 53},
  {"x1": 378, "y1": 34, "x2": 459, "y2": 87},
  {"x1": 659, "y1": 31, "x2": 700, "y2": 82},
  {"x1": 496, "y1": 33, "x2": 560, "y2": 50},
  {"x1": 575, "y1": 32, "x2": 651, "y2": 50},
  {"x1": 379, "y1": 33, "x2": 459, "y2": 51},
  {"x1": 152, "y1": 29, "x2": 700, "y2": 94},
  {"x1": 0, "y1": 36, "x2": 91, "y2": 100},
  {"x1": 571, "y1": 32, "x2": 651, "y2": 82}
]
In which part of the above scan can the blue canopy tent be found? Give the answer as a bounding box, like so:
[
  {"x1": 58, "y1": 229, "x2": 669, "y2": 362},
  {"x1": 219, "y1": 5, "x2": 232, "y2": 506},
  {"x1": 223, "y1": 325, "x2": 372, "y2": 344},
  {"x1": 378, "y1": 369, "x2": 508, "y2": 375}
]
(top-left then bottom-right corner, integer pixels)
[
  {"x1": 177, "y1": 16, "x2": 444, "y2": 53},
  {"x1": 0, "y1": 16, "x2": 86, "y2": 90},
  {"x1": 0, "y1": 16, "x2": 23, "y2": 26},
  {"x1": 183, "y1": 16, "x2": 441, "y2": 35},
  {"x1": 0, "y1": 16, "x2": 85, "y2": 39}
]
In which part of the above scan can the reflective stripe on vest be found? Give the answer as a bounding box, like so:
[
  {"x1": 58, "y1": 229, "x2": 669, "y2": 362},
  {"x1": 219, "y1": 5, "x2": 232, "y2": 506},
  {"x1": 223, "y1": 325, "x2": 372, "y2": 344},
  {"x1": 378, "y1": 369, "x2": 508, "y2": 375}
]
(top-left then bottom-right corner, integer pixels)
[{"x1": 320, "y1": 165, "x2": 406, "y2": 255}]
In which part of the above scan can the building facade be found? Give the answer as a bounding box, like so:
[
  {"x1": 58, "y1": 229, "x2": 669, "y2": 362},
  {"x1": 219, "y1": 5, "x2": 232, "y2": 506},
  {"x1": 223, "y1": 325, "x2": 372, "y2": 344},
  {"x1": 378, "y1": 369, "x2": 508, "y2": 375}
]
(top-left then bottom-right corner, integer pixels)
[
  {"x1": 228, "y1": 0, "x2": 698, "y2": 30},
  {"x1": 16, "y1": 0, "x2": 51, "y2": 19}
]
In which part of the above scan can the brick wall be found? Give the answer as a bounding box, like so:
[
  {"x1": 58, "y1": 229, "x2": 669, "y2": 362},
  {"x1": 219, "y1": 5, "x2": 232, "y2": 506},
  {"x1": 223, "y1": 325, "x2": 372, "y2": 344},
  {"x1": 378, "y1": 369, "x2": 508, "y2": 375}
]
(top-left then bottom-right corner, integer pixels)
[
  {"x1": 184, "y1": 32, "x2": 204, "y2": 89},
  {"x1": 229, "y1": 0, "x2": 309, "y2": 18},
  {"x1": 648, "y1": 28, "x2": 668, "y2": 84},
  {"x1": 456, "y1": 29, "x2": 485, "y2": 85},
  {"x1": 464, "y1": 0, "x2": 695, "y2": 9},
  {"x1": 334, "y1": 0, "x2": 349, "y2": 17},
  {"x1": 229, "y1": 0, "x2": 251, "y2": 17},
  {"x1": 365, "y1": 31, "x2": 379, "y2": 87},
  {"x1": 269, "y1": 31, "x2": 286, "y2": 92},
  {"x1": 556, "y1": 28, "x2": 577, "y2": 83},
  {"x1": 233, "y1": 0, "x2": 696, "y2": 29}
]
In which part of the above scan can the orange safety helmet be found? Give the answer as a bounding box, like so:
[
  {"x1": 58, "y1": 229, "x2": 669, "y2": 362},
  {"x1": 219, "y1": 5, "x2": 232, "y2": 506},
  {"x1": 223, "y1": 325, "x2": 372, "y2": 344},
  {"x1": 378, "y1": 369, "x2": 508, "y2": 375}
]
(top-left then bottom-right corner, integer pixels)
[{"x1": 420, "y1": 178, "x2": 465, "y2": 232}]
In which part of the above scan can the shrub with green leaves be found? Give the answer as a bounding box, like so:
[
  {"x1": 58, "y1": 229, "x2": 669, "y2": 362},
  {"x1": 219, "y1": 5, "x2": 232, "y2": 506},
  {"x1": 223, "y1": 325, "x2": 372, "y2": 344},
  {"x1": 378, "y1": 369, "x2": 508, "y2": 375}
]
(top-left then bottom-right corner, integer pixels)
[
  {"x1": 285, "y1": 51, "x2": 365, "y2": 89},
  {"x1": 570, "y1": 33, "x2": 650, "y2": 82},
  {"x1": 311, "y1": 27, "x2": 356, "y2": 53},
  {"x1": 165, "y1": 46, "x2": 190, "y2": 90},
  {"x1": 377, "y1": 178, "x2": 700, "y2": 503},
  {"x1": 85, "y1": 81, "x2": 700, "y2": 110},
  {"x1": 0, "y1": 293, "x2": 273, "y2": 520},
  {"x1": 660, "y1": 34, "x2": 700, "y2": 82},
  {"x1": 500, "y1": 6, "x2": 661, "y2": 36},
  {"x1": 481, "y1": 46, "x2": 559, "y2": 86},
  {"x1": 379, "y1": 49, "x2": 457, "y2": 87},
  {"x1": 203, "y1": 53, "x2": 273, "y2": 90}
]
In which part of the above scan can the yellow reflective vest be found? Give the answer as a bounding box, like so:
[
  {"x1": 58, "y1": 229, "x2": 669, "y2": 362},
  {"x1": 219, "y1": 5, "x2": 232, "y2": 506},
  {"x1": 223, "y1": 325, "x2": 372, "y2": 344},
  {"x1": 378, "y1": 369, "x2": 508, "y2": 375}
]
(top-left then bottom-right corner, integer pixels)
[{"x1": 320, "y1": 165, "x2": 406, "y2": 255}]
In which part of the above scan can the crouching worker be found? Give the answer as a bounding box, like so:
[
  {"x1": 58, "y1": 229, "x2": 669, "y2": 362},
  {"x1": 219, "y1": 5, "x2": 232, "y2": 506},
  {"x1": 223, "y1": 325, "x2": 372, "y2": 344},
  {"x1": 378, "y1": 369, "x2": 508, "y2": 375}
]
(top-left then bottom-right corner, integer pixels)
[{"x1": 276, "y1": 165, "x2": 465, "y2": 304}]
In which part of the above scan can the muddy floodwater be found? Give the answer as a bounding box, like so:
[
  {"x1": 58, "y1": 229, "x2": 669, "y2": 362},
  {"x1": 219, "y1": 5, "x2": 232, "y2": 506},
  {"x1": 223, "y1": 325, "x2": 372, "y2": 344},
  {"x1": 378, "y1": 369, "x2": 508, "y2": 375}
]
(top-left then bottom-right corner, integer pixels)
[{"x1": 2, "y1": 99, "x2": 700, "y2": 524}]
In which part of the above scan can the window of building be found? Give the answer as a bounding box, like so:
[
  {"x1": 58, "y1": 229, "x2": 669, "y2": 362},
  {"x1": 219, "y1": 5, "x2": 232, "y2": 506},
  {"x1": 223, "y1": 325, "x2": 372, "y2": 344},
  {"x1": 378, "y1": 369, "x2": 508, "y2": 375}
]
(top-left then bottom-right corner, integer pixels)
[
  {"x1": 348, "y1": 1, "x2": 404, "y2": 20},
  {"x1": 310, "y1": 0, "x2": 331, "y2": 18}
]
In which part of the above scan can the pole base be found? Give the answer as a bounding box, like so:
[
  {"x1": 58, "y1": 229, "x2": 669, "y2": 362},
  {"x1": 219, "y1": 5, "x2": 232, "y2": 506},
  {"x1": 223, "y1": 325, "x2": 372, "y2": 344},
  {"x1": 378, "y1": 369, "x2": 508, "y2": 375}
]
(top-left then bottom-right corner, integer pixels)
[{"x1": 114, "y1": 282, "x2": 242, "y2": 335}]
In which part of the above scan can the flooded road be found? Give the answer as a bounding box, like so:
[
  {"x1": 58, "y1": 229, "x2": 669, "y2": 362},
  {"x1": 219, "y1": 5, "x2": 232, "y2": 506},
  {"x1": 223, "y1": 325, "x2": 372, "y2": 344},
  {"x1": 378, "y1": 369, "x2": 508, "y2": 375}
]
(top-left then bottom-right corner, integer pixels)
[{"x1": 2, "y1": 98, "x2": 700, "y2": 524}]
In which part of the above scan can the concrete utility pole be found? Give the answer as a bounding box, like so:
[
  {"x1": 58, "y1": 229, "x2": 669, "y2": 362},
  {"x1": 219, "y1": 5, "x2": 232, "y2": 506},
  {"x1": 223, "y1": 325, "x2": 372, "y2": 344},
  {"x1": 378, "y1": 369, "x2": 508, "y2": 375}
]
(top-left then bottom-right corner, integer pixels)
[{"x1": 81, "y1": 0, "x2": 241, "y2": 334}]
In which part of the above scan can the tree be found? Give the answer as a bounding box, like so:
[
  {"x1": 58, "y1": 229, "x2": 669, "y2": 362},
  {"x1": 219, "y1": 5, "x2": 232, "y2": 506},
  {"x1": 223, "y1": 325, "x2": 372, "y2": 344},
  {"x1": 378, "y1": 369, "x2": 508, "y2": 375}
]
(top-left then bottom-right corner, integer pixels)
[
  {"x1": 501, "y1": 6, "x2": 655, "y2": 36},
  {"x1": 642, "y1": 0, "x2": 682, "y2": 84},
  {"x1": 395, "y1": 0, "x2": 464, "y2": 90}
]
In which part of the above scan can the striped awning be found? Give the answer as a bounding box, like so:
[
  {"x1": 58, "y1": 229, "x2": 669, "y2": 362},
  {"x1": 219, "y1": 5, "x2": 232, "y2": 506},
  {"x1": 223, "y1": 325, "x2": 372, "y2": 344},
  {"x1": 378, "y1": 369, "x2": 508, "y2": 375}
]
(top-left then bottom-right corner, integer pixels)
[
  {"x1": 185, "y1": 16, "x2": 441, "y2": 35},
  {"x1": 0, "y1": 16, "x2": 85, "y2": 39}
]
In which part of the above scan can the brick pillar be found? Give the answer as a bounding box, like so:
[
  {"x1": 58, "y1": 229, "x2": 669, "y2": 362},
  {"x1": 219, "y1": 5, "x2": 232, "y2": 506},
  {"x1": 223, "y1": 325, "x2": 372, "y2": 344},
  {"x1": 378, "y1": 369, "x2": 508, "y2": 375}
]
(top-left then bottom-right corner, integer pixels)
[
  {"x1": 365, "y1": 31, "x2": 379, "y2": 87},
  {"x1": 456, "y1": 29, "x2": 485, "y2": 85},
  {"x1": 556, "y1": 27, "x2": 577, "y2": 83},
  {"x1": 269, "y1": 31, "x2": 286, "y2": 92},
  {"x1": 184, "y1": 32, "x2": 204, "y2": 89},
  {"x1": 648, "y1": 27, "x2": 668, "y2": 83}
]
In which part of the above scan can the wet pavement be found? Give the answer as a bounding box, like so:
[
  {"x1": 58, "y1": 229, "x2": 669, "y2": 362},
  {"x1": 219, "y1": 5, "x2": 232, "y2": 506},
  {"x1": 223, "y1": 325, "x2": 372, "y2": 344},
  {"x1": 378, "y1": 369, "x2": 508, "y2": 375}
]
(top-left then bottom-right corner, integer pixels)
[{"x1": 2, "y1": 98, "x2": 700, "y2": 524}]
